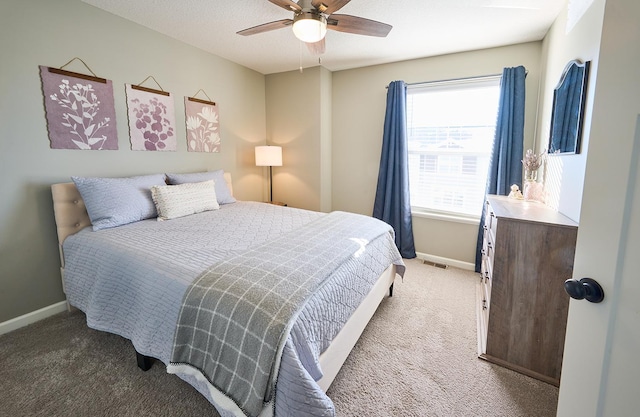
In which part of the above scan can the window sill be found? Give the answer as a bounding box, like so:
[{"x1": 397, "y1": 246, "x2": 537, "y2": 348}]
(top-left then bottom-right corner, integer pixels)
[{"x1": 411, "y1": 209, "x2": 480, "y2": 225}]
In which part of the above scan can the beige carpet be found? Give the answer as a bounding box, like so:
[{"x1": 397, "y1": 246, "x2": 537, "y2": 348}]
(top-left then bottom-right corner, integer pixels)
[{"x1": 0, "y1": 258, "x2": 558, "y2": 416}]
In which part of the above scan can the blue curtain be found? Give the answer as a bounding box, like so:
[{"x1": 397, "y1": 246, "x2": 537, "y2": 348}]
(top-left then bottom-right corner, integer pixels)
[
  {"x1": 373, "y1": 80, "x2": 416, "y2": 259},
  {"x1": 474, "y1": 66, "x2": 526, "y2": 272}
]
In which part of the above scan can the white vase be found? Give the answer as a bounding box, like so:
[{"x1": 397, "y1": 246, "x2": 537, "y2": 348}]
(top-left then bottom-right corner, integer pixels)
[{"x1": 523, "y1": 179, "x2": 544, "y2": 202}]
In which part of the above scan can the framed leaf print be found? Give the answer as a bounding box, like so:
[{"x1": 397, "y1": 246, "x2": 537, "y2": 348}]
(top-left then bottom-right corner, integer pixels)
[
  {"x1": 125, "y1": 83, "x2": 176, "y2": 151},
  {"x1": 40, "y1": 65, "x2": 118, "y2": 150},
  {"x1": 184, "y1": 96, "x2": 221, "y2": 153}
]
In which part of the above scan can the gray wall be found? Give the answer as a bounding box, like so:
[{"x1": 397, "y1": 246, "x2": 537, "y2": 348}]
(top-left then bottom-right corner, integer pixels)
[{"x1": 0, "y1": 0, "x2": 267, "y2": 322}]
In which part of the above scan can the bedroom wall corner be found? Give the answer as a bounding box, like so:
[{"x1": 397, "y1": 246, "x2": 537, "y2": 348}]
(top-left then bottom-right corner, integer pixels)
[
  {"x1": 0, "y1": 0, "x2": 267, "y2": 324},
  {"x1": 265, "y1": 66, "x2": 331, "y2": 212}
]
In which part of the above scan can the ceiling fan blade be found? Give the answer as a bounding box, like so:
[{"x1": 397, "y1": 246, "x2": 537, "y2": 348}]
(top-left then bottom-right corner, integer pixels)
[
  {"x1": 327, "y1": 14, "x2": 392, "y2": 37},
  {"x1": 268, "y1": 0, "x2": 302, "y2": 12},
  {"x1": 237, "y1": 19, "x2": 293, "y2": 36},
  {"x1": 311, "y1": 0, "x2": 351, "y2": 14},
  {"x1": 306, "y1": 38, "x2": 326, "y2": 55}
]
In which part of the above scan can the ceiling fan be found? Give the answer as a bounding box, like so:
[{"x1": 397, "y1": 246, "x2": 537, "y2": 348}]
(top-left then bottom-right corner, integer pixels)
[{"x1": 237, "y1": 0, "x2": 392, "y2": 55}]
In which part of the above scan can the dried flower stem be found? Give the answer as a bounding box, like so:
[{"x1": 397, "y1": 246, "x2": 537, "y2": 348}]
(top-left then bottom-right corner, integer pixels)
[{"x1": 522, "y1": 149, "x2": 545, "y2": 172}]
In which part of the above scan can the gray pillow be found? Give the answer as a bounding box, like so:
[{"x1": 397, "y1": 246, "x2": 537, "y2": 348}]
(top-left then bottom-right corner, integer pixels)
[
  {"x1": 165, "y1": 170, "x2": 236, "y2": 204},
  {"x1": 72, "y1": 174, "x2": 167, "y2": 231}
]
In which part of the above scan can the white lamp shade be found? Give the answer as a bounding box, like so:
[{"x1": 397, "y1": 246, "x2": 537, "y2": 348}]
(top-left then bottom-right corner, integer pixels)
[
  {"x1": 292, "y1": 14, "x2": 327, "y2": 43},
  {"x1": 255, "y1": 146, "x2": 282, "y2": 167}
]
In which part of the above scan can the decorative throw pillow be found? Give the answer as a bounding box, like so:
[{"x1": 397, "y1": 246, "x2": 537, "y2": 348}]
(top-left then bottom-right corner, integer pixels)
[
  {"x1": 151, "y1": 180, "x2": 220, "y2": 221},
  {"x1": 72, "y1": 174, "x2": 167, "y2": 231},
  {"x1": 165, "y1": 169, "x2": 236, "y2": 204}
]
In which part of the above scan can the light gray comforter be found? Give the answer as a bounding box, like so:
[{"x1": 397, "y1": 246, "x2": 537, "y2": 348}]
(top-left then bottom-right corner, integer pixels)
[{"x1": 62, "y1": 202, "x2": 404, "y2": 416}]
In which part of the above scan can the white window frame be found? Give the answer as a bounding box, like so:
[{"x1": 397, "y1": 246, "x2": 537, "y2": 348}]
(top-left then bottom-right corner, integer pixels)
[{"x1": 406, "y1": 76, "x2": 501, "y2": 224}]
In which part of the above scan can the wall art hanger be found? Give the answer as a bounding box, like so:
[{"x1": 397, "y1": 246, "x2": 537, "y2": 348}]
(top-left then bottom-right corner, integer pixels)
[
  {"x1": 187, "y1": 89, "x2": 216, "y2": 106},
  {"x1": 130, "y1": 75, "x2": 170, "y2": 96},
  {"x1": 47, "y1": 56, "x2": 108, "y2": 84}
]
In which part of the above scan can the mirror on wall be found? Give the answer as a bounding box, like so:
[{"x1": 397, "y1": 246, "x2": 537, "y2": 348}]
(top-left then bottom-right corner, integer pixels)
[{"x1": 548, "y1": 60, "x2": 591, "y2": 154}]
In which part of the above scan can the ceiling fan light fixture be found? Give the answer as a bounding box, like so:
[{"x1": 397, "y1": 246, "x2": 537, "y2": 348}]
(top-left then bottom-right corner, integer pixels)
[{"x1": 292, "y1": 12, "x2": 327, "y2": 43}]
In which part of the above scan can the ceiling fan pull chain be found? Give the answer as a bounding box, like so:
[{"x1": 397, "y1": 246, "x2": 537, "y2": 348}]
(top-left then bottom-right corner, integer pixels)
[{"x1": 299, "y1": 40, "x2": 304, "y2": 73}]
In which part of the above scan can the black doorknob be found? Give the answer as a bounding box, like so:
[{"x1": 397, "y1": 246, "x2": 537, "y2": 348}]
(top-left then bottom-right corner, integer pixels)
[{"x1": 564, "y1": 278, "x2": 605, "y2": 303}]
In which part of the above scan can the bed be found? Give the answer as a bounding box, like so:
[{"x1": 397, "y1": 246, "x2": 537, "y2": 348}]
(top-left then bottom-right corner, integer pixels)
[{"x1": 51, "y1": 171, "x2": 405, "y2": 417}]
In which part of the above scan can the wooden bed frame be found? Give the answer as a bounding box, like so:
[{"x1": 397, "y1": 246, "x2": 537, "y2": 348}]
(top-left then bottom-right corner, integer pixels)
[{"x1": 50, "y1": 173, "x2": 397, "y2": 392}]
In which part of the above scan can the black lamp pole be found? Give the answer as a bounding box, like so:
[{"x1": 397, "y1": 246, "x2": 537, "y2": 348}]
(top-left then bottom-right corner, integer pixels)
[{"x1": 268, "y1": 165, "x2": 273, "y2": 202}]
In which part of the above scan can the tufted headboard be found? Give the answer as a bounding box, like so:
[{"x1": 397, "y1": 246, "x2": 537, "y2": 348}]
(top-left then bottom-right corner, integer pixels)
[{"x1": 51, "y1": 183, "x2": 92, "y2": 255}]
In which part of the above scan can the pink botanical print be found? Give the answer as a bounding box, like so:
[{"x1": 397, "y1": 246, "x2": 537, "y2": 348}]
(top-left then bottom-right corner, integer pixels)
[
  {"x1": 184, "y1": 98, "x2": 221, "y2": 152},
  {"x1": 131, "y1": 97, "x2": 174, "y2": 150},
  {"x1": 125, "y1": 84, "x2": 176, "y2": 151},
  {"x1": 40, "y1": 66, "x2": 118, "y2": 150}
]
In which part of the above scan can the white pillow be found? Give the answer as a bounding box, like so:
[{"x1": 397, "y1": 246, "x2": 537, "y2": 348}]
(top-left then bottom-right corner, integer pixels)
[{"x1": 151, "y1": 180, "x2": 219, "y2": 221}]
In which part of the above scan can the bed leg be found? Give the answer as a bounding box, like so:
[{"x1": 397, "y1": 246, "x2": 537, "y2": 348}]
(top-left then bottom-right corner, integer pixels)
[
  {"x1": 389, "y1": 283, "x2": 394, "y2": 297},
  {"x1": 136, "y1": 351, "x2": 154, "y2": 371}
]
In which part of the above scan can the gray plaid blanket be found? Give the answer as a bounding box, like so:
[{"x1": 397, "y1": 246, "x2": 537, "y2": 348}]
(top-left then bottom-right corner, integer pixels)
[{"x1": 169, "y1": 211, "x2": 396, "y2": 417}]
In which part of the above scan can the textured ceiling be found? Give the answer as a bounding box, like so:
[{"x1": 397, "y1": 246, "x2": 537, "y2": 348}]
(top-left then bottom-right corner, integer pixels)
[{"x1": 82, "y1": 0, "x2": 566, "y2": 75}]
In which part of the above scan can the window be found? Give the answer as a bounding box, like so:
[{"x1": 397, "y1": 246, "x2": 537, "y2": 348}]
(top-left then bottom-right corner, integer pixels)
[{"x1": 407, "y1": 77, "x2": 500, "y2": 219}]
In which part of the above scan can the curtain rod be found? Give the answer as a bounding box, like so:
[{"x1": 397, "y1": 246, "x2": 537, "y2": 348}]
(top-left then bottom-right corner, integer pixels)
[{"x1": 386, "y1": 70, "x2": 528, "y2": 89}]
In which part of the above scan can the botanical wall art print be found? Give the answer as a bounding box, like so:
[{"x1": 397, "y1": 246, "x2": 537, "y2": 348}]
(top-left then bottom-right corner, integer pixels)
[
  {"x1": 125, "y1": 84, "x2": 176, "y2": 151},
  {"x1": 184, "y1": 97, "x2": 221, "y2": 153},
  {"x1": 39, "y1": 66, "x2": 118, "y2": 150}
]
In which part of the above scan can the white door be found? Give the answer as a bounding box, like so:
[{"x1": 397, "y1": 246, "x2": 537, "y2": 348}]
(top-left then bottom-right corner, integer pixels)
[
  {"x1": 557, "y1": 1, "x2": 640, "y2": 415},
  {"x1": 559, "y1": 119, "x2": 640, "y2": 416},
  {"x1": 596, "y1": 130, "x2": 640, "y2": 414}
]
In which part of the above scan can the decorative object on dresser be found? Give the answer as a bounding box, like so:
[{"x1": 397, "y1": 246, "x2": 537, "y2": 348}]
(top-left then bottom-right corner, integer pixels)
[
  {"x1": 521, "y1": 148, "x2": 546, "y2": 202},
  {"x1": 508, "y1": 184, "x2": 523, "y2": 200},
  {"x1": 477, "y1": 195, "x2": 578, "y2": 386},
  {"x1": 255, "y1": 145, "x2": 283, "y2": 203}
]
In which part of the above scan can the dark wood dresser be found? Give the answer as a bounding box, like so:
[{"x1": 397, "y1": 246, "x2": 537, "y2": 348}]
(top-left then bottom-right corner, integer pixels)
[{"x1": 477, "y1": 195, "x2": 578, "y2": 386}]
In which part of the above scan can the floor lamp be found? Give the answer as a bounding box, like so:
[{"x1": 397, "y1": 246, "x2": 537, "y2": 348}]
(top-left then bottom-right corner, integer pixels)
[{"x1": 255, "y1": 145, "x2": 282, "y2": 202}]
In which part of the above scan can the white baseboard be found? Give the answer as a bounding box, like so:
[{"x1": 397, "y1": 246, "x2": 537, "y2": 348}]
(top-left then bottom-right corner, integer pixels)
[
  {"x1": 0, "y1": 301, "x2": 68, "y2": 336},
  {"x1": 415, "y1": 252, "x2": 476, "y2": 271}
]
